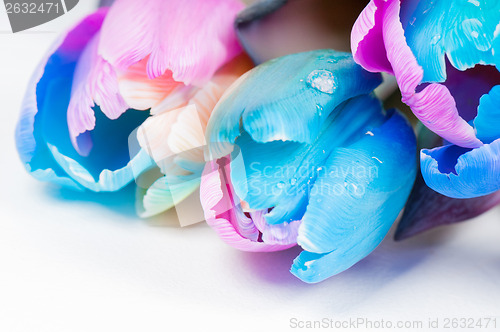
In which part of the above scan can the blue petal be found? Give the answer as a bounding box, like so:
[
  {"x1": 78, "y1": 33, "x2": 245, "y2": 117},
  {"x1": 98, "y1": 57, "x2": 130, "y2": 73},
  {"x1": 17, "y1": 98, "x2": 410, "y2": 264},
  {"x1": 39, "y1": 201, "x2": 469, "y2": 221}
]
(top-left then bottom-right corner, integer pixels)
[
  {"x1": 401, "y1": 0, "x2": 500, "y2": 83},
  {"x1": 297, "y1": 109, "x2": 417, "y2": 254},
  {"x1": 206, "y1": 50, "x2": 382, "y2": 159},
  {"x1": 289, "y1": 110, "x2": 416, "y2": 282},
  {"x1": 421, "y1": 139, "x2": 500, "y2": 198},
  {"x1": 48, "y1": 144, "x2": 153, "y2": 192},
  {"x1": 393, "y1": 122, "x2": 500, "y2": 240},
  {"x1": 28, "y1": 168, "x2": 84, "y2": 191},
  {"x1": 474, "y1": 85, "x2": 500, "y2": 143},
  {"x1": 291, "y1": 217, "x2": 390, "y2": 284},
  {"x1": 15, "y1": 13, "x2": 103, "y2": 190},
  {"x1": 229, "y1": 94, "x2": 386, "y2": 225}
]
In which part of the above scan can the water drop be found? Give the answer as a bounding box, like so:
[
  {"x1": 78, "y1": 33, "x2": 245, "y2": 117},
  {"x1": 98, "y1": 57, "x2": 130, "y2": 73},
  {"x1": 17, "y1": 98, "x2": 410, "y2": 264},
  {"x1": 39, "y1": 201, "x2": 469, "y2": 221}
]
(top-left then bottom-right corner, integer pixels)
[
  {"x1": 307, "y1": 70, "x2": 337, "y2": 94},
  {"x1": 290, "y1": 178, "x2": 297, "y2": 185},
  {"x1": 316, "y1": 104, "x2": 323, "y2": 116},
  {"x1": 430, "y1": 35, "x2": 441, "y2": 45},
  {"x1": 277, "y1": 182, "x2": 285, "y2": 189}
]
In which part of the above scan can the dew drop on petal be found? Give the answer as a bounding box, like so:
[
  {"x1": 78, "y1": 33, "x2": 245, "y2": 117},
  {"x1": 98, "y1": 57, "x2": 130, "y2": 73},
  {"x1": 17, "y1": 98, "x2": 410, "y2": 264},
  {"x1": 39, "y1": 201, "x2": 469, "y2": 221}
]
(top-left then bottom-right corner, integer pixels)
[
  {"x1": 307, "y1": 70, "x2": 337, "y2": 94},
  {"x1": 430, "y1": 34, "x2": 441, "y2": 45},
  {"x1": 316, "y1": 104, "x2": 323, "y2": 116}
]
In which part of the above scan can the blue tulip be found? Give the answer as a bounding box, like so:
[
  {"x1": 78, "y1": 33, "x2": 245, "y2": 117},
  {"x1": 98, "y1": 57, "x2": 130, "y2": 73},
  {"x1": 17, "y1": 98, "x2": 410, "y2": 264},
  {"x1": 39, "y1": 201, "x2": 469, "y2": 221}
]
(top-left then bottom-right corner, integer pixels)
[
  {"x1": 352, "y1": 0, "x2": 500, "y2": 199},
  {"x1": 15, "y1": 9, "x2": 153, "y2": 192},
  {"x1": 200, "y1": 50, "x2": 417, "y2": 283}
]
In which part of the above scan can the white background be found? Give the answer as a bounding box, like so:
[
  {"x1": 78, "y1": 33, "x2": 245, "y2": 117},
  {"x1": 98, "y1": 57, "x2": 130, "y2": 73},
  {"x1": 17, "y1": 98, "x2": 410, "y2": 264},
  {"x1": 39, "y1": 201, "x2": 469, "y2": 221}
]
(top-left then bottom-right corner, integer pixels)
[{"x1": 0, "y1": 2, "x2": 499, "y2": 332}]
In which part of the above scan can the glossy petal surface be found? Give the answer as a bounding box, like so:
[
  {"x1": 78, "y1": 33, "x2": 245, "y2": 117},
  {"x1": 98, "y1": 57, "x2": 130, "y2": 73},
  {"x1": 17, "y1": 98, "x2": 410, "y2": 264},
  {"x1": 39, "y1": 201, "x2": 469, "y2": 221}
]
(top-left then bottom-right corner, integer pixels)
[
  {"x1": 401, "y1": 0, "x2": 500, "y2": 82},
  {"x1": 297, "y1": 110, "x2": 416, "y2": 254}
]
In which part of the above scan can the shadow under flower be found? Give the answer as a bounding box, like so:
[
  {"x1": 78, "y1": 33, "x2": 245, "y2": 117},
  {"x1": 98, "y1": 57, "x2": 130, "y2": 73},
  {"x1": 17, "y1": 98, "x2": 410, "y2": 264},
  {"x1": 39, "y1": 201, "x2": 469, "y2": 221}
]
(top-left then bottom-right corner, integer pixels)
[
  {"x1": 238, "y1": 245, "x2": 306, "y2": 287},
  {"x1": 43, "y1": 183, "x2": 138, "y2": 219},
  {"x1": 236, "y1": 222, "x2": 454, "y2": 311}
]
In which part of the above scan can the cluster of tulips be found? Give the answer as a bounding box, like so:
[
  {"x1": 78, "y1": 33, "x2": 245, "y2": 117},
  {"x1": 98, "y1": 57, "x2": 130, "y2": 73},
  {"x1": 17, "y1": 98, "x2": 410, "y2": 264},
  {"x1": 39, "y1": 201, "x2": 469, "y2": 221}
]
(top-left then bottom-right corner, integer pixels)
[{"x1": 16, "y1": 0, "x2": 500, "y2": 283}]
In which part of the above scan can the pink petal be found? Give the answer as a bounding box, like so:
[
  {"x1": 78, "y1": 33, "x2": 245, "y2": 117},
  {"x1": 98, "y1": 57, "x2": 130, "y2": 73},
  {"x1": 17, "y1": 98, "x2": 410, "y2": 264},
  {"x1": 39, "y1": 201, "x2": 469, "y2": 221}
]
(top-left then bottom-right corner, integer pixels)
[
  {"x1": 117, "y1": 57, "x2": 185, "y2": 111},
  {"x1": 98, "y1": 0, "x2": 245, "y2": 85},
  {"x1": 67, "y1": 33, "x2": 129, "y2": 156},
  {"x1": 352, "y1": 0, "x2": 482, "y2": 148},
  {"x1": 200, "y1": 159, "x2": 295, "y2": 252},
  {"x1": 250, "y1": 210, "x2": 300, "y2": 246}
]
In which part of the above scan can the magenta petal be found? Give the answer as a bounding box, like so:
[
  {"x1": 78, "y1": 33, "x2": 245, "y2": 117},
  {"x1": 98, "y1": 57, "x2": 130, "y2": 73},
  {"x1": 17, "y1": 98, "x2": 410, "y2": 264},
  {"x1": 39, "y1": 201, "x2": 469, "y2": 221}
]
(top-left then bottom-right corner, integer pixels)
[
  {"x1": 352, "y1": 0, "x2": 482, "y2": 149},
  {"x1": 396, "y1": 172, "x2": 500, "y2": 240},
  {"x1": 98, "y1": 0, "x2": 244, "y2": 85},
  {"x1": 351, "y1": 0, "x2": 393, "y2": 74},
  {"x1": 200, "y1": 159, "x2": 295, "y2": 252}
]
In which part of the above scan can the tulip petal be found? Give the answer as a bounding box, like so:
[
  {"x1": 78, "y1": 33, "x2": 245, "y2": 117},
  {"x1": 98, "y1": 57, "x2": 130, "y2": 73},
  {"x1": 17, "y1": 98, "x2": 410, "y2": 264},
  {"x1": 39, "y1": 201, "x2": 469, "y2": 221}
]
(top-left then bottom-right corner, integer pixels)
[
  {"x1": 297, "y1": 109, "x2": 416, "y2": 254},
  {"x1": 395, "y1": 172, "x2": 500, "y2": 240},
  {"x1": 443, "y1": 62, "x2": 500, "y2": 123},
  {"x1": 15, "y1": 9, "x2": 112, "y2": 190},
  {"x1": 135, "y1": 56, "x2": 254, "y2": 217},
  {"x1": 138, "y1": 175, "x2": 201, "y2": 218},
  {"x1": 236, "y1": 0, "x2": 365, "y2": 64},
  {"x1": 291, "y1": 110, "x2": 416, "y2": 283},
  {"x1": 351, "y1": 0, "x2": 395, "y2": 74},
  {"x1": 291, "y1": 219, "x2": 389, "y2": 284},
  {"x1": 67, "y1": 32, "x2": 129, "y2": 156},
  {"x1": 98, "y1": 0, "x2": 244, "y2": 85},
  {"x1": 15, "y1": 8, "x2": 154, "y2": 192},
  {"x1": 229, "y1": 95, "x2": 386, "y2": 225},
  {"x1": 352, "y1": 0, "x2": 483, "y2": 148},
  {"x1": 138, "y1": 55, "x2": 253, "y2": 173},
  {"x1": 201, "y1": 159, "x2": 295, "y2": 252},
  {"x1": 401, "y1": 0, "x2": 500, "y2": 82},
  {"x1": 421, "y1": 139, "x2": 500, "y2": 198},
  {"x1": 46, "y1": 107, "x2": 153, "y2": 192},
  {"x1": 206, "y1": 50, "x2": 382, "y2": 159},
  {"x1": 250, "y1": 211, "x2": 300, "y2": 246},
  {"x1": 117, "y1": 57, "x2": 185, "y2": 111},
  {"x1": 474, "y1": 85, "x2": 500, "y2": 144}
]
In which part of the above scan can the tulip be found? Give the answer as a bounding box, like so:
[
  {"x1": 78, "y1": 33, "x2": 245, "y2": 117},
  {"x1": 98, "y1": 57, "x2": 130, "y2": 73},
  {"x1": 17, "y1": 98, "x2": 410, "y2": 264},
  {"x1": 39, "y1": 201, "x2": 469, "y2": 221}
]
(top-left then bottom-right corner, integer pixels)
[
  {"x1": 200, "y1": 50, "x2": 417, "y2": 283},
  {"x1": 352, "y1": 0, "x2": 500, "y2": 236},
  {"x1": 15, "y1": 0, "x2": 247, "y2": 218}
]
